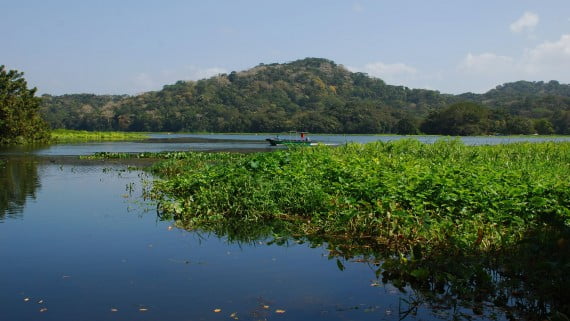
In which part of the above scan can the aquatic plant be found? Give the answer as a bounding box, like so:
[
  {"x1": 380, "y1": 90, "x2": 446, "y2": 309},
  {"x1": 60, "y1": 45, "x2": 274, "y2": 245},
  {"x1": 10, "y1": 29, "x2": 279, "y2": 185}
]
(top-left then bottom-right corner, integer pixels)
[
  {"x1": 144, "y1": 139, "x2": 569, "y2": 319},
  {"x1": 149, "y1": 139, "x2": 569, "y2": 252},
  {"x1": 51, "y1": 129, "x2": 148, "y2": 143}
]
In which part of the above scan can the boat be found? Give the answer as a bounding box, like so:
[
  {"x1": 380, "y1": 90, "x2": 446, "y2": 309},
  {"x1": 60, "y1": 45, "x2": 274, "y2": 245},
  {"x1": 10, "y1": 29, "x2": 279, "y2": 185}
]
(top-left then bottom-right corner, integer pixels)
[{"x1": 266, "y1": 132, "x2": 315, "y2": 146}]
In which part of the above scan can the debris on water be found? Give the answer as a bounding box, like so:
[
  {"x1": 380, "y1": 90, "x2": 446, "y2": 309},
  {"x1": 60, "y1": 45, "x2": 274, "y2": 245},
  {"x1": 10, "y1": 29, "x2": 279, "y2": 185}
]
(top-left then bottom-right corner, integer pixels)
[{"x1": 370, "y1": 281, "x2": 380, "y2": 287}]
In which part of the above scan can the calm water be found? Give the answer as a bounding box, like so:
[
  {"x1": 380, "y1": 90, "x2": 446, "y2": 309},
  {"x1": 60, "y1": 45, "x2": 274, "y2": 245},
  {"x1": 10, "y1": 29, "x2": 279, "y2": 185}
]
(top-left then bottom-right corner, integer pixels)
[
  {"x1": 1, "y1": 135, "x2": 566, "y2": 320},
  {"x1": 3, "y1": 133, "x2": 570, "y2": 156},
  {"x1": 0, "y1": 162, "x2": 432, "y2": 321}
]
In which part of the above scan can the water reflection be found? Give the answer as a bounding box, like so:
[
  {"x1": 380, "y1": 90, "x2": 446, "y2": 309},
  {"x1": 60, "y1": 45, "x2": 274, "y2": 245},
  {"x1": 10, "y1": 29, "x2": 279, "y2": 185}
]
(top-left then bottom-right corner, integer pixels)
[
  {"x1": 1, "y1": 138, "x2": 569, "y2": 320},
  {"x1": 0, "y1": 157, "x2": 41, "y2": 220},
  {"x1": 164, "y1": 215, "x2": 569, "y2": 321}
]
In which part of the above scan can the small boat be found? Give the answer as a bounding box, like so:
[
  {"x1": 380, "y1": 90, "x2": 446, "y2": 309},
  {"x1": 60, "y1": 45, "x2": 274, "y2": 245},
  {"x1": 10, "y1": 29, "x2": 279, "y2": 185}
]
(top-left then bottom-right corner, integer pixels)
[{"x1": 266, "y1": 132, "x2": 315, "y2": 146}]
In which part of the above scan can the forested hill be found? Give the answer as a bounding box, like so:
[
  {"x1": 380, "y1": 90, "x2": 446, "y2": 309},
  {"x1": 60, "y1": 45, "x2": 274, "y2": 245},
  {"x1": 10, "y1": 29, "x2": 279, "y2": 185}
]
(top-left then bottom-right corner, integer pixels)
[
  {"x1": 41, "y1": 94, "x2": 127, "y2": 130},
  {"x1": 39, "y1": 58, "x2": 454, "y2": 133},
  {"x1": 39, "y1": 58, "x2": 570, "y2": 134},
  {"x1": 459, "y1": 80, "x2": 570, "y2": 115},
  {"x1": 455, "y1": 80, "x2": 570, "y2": 134}
]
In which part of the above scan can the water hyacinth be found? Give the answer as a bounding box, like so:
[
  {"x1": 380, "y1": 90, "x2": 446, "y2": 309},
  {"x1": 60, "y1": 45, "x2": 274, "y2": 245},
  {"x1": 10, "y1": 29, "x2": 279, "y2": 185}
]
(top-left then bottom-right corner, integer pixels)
[{"x1": 147, "y1": 139, "x2": 570, "y2": 254}]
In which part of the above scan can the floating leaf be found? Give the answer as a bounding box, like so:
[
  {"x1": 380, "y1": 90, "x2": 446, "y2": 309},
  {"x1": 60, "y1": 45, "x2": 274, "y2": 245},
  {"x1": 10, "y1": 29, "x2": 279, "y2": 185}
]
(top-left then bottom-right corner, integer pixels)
[
  {"x1": 213, "y1": 308, "x2": 222, "y2": 313},
  {"x1": 275, "y1": 309, "x2": 286, "y2": 314},
  {"x1": 336, "y1": 259, "x2": 345, "y2": 271}
]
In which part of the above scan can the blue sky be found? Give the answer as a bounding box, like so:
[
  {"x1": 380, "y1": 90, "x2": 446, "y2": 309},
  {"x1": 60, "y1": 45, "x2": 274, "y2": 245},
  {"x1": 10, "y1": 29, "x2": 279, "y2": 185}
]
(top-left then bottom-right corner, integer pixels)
[{"x1": 2, "y1": 0, "x2": 569, "y2": 95}]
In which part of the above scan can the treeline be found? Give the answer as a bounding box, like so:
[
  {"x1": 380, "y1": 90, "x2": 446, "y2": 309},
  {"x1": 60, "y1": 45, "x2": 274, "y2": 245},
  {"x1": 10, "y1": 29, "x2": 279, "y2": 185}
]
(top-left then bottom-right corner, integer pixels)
[
  {"x1": 40, "y1": 58, "x2": 570, "y2": 135},
  {"x1": 454, "y1": 80, "x2": 570, "y2": 135}
]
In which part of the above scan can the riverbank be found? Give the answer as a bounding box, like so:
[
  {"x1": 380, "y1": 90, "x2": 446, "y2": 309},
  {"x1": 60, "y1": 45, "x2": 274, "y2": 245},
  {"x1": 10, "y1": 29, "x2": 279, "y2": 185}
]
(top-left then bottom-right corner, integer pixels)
[{"x1": 51, "y1": 129, "x2": 149, "y2": 143}]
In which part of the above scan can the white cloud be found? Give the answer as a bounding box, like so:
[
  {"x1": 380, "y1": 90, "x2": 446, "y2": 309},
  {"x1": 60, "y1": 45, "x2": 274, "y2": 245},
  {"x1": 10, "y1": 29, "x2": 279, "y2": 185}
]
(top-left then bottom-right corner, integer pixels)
[
  {"x1": 362, "y1": 62, "x2": 417, "y2": 76},
  {"x1": 347, "y1": 61, "x2": 417, "y2": 86},
  {"x1": 190, "y1": 67, "x2": 227, "y2": 80},
  {"x1": 352, "y1": 2, "x2": 364, "y2": 13},
  {"x1": 522, "y1": 34, "x2": 570, "y2": 74},
  {"x1": 132, "y1": 73, "x2": 155, "y2": 92},
  {"x1": 459, "y1": 52, "x2": 515, "y2": 74},
  {"x1": 129, "y1": 65, "x2": 228, "y2": 93},
  {"x1": 510, "y1": 11, "x2": 539, "y2": 33},
  {"x1": 454, "y1": 33, "x2": 570, "y2": 93}
]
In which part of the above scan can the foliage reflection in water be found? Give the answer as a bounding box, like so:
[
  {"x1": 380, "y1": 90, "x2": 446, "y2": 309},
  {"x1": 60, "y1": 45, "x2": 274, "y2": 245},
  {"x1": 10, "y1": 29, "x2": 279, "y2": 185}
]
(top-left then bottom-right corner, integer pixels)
[
  {"x1": 0, "y1": 157, "x2": 41, "y2": 220},
  {"x1": 147, "y1": 139, "x2": 570, "y2": 321},
  {"x1": 1, "y1": 139, "x2": 569, "y2": 321},
  {"x1": 156, "y1": 211, "x2": 569, "y2": 321}
]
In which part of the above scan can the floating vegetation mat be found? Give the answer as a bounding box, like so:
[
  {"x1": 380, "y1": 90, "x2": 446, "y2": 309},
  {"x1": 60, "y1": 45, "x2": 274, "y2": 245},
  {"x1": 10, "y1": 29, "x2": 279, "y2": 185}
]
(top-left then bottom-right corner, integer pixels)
[{"x1": 142, "y1": 139, "x2": 569, "y2": 319}]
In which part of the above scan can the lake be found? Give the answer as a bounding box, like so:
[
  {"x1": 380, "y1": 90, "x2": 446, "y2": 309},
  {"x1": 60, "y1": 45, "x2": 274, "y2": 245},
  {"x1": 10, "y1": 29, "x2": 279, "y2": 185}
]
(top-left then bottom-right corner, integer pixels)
[{"x1": 1, "y1": 134, "x2": 567, "y2": 320}]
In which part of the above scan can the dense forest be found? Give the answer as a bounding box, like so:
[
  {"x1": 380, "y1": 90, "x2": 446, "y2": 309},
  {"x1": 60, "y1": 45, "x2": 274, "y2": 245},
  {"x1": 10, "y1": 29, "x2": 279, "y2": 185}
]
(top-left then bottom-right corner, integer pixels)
[{"x1": 39, "y1": 58, "x2": 570, "y2": 135}]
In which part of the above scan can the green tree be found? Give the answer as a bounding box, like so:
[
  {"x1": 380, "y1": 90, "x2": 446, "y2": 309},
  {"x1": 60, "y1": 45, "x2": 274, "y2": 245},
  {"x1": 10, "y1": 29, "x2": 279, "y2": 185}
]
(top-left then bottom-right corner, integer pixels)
[
  {"x1": 534, "y1": 119, "x2": 555, "y2": 135},
  {"x1": 394, "y1": 117, "x2": 420, "y2": 135},
  {"x1": 505, "y1": 116, "x2": 535, "y2": 135},
  {"x1": 0, "y1": 65, "x2": 50, "y2": 144},
  {"x1": 421, "y1": 102, "x2": 491, "y2": 135},
  {"x1": 551, "y1": 111, "x2": 570, "y2": 134}
]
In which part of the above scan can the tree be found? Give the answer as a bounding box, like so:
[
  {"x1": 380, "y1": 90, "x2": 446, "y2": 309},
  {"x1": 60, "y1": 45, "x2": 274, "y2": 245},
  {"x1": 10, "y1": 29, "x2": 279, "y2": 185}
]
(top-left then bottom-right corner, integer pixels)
[
  {"x1": 551, "y1": 111, "x2": 570, "y2": 134},
  {"x1": 394, "y1": 117, "x2": 419, "y2": 135},
  {"x1": 505, "y1": 116, "x2": 534, "y2": 135},
  {"x1": 533, "y1": 119, "x2": 554, "y2": 135},
  {"x1": 421, "y1": 102, "x2": 491, "y2": 135},
  {"x1": 0, "y1": 66, "x2": 50, "y2": 144}
]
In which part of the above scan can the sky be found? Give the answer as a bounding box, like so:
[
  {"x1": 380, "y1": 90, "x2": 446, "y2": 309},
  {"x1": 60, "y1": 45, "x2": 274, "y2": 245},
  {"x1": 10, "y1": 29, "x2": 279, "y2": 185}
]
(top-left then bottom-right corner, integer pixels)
[{"x1": 1, "y1": 0, "x2": 570, "y2": 95}]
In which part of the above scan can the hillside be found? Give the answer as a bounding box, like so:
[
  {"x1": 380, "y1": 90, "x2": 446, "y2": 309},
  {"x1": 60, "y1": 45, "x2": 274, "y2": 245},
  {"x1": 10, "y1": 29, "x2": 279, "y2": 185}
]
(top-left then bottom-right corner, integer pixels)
[
  {"x1": 40, "y1": 94, "x2": 127, "y2": 130},
  {"x1": 39, "y1": 58, "x2": 570, "y2": 134},
  {"x1": 40, "y1": 58, "x2": 454, "y2": 134}
]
